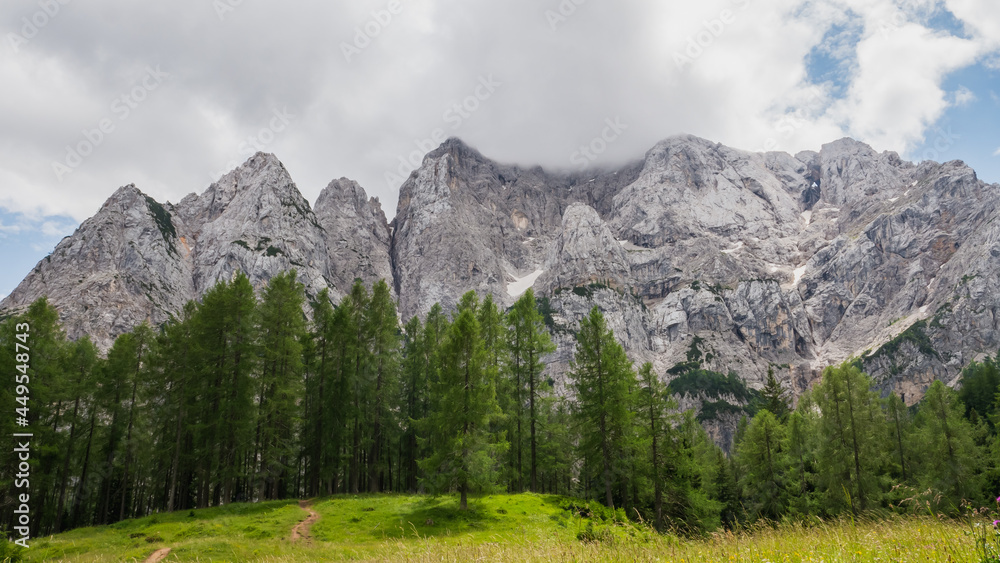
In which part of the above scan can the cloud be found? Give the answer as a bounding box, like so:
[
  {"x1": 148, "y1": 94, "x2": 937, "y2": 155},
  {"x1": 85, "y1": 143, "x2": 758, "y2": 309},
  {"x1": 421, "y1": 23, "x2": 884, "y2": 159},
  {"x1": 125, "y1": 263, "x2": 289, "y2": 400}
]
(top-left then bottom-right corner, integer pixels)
[
  {"x1": 952, "y1": 85, "x2": 977, "y2": 106},
  {"x1": 993, "y1": 147, "x2": 1000, "y2": 156},
  {"x1": 40, "y1": 220, "x2": 74, "y2": 238},
  {"x1": 0, "y1": 0, "x2": 997, "y2": 222}
]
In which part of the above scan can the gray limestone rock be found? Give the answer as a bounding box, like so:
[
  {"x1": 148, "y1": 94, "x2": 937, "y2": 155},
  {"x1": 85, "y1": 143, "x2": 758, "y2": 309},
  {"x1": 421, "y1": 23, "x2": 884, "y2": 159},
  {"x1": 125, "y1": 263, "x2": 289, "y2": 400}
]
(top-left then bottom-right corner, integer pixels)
[{"x1": 4, "y1": 135, "x2": 999, "y2": 418}]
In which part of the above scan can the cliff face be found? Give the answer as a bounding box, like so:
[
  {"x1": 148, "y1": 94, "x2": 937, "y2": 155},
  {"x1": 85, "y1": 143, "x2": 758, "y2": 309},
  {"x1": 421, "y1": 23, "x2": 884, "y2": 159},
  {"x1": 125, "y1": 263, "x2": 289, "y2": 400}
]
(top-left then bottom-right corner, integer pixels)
[
  {"x1": 1, "y1": 153, "x2": 392, "y2": 349},
  {"x1": 389, "y1": 135, "x2": 1000, "y2": 408},
  {"x1": 4, "y1": 136, "x2": 999, "y2": 415}
]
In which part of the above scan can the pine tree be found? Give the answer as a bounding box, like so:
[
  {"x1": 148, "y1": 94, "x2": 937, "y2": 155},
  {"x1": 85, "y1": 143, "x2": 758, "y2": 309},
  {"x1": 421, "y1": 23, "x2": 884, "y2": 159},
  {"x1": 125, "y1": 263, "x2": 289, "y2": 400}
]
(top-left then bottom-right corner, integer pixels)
[
  {"x1": 399, "y1": 315, "x2": 425, "y2": 493},
  {"x1": 93, "y1": 324, "x2": 152, "y2": 524},
  {"x1": 255, "y1": 270, "x2": 306, "y2": 500},
  {"x1": 637, "y1": 362, "x2": 671, "y2": 528},
  {"x1": 883, "y1": 392, "x2": 913, "y2": 484},
  {"x1": 507, "y1": 289, "x2": 556, "y2": 492},
  {"x1": 813, "y1": 362, "x2": 885, "y2": 515},
  {"x1": 53, "y1": 336, "x2": 99, "y2": 532},
  {"x1": 569, "y1": 306, "x2": 636, "y2": 509},
  {"x1": 913, "y1": 380, "x2": 982, "y2": 509},
  {"x1": 150, "y1": 301, "x2": 199, "y2": 513},
  {"x1": 304, "y1": 288, "x2": 337, "y2": 496},
  {"x1": 737, "y1": 409, "x2": 787, "y2": 520},
  {"x1": 18, "y1": 298, "x2": 69, "y2": 533},
  {"x1": 784, "y1": 406, "x2": 818, "y2": 516},
  {"x1": 343, "y1": 280, "x2": 371, "y2": 494},
  {"x1": 759, "y1": 367, "x2": 790, "y2": 421},
  {"x1": 711, "y1": 449, "x2": 740, "y2": 529},
  {"x1": 668, "y1": 411, "x2": 723, "y2": 532},
  {"x1": 958, "y1": 355, "x2": 1000, "y2": 425},
  {"x1": 419, "y1": 291, "x2": 506, "y2": 510},
  {"x1": 366, "y1": 280, "x2": 400, "y2": 492},
  {"x1": 188, "y1": 273, "x2": 258, "y2": 507}
]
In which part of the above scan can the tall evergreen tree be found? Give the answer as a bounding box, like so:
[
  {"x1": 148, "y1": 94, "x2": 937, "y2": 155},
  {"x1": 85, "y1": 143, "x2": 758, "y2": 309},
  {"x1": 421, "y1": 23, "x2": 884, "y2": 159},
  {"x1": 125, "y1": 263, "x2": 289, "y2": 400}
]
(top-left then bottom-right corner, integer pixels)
[
  {"x1": 150, "y1": 301, "x2": 198, "y2": 513},
  {"x1": 784, "y1": 406, "x2": 818, "y2": 516},
  {"x1": 303, "y1": 288, "x2": 338, "y2": 496},
  {"x1": 637, "y1": 362, "x2": 671, "y2": 528},
  {"x1": 419, "y1": 292, "x2": 506, "y2": 510},
  {"x1": 343, "y1": 280, "x2": 371, "y2": 494},
  {"x1": 883, "y1": 392, "x2": 913, "y2": 484},
  {"x1": 17, "y1": 298, "x2": 68, "y2": 533},
  {"x1": 506, "y1": 289, "x2": 556, "y2": 492},
  {"x1": 53, "y1": 336, "x2": 99, "y2": 532},
  {"x1": 399, "y1": 315, "x2": 425, "y2": 493},
  {"x1": 813, "y1": 362, "x2": 885, "y2": 515},
  {"x1": 255, "y1": 270, "x2": 306, "y2": 500},
  {"x1": 366, "y1": 280, "x2": 400, "y2": 493},
  {"x1": 737, "y1": 409, "x2": 787, "y2": 520},
  {"x1": 569, "y1": 306, "x2": 636, "y2": 510},
  {"x1": 759, "y1": 367, "x2": 790, "y2": 421},
  {"x1": 913, "y1": 380, "x2": 982, "y2": 509},
  {"x1": 958, "y1": 355, "x2": 1000, "y2": 426}
]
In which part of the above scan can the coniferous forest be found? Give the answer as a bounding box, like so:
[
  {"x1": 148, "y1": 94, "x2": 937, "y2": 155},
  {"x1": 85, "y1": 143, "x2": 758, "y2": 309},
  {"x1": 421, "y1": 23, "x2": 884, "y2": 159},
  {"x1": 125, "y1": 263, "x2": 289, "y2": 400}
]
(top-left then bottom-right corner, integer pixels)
[{"x1": 1, "y1": 270, "x2": 999, "y2": 538}]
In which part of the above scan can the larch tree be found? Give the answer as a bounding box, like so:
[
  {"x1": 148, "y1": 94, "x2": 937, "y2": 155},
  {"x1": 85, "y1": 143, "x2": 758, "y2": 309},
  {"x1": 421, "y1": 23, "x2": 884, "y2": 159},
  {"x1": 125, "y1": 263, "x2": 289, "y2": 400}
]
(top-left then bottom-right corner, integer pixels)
[
  {"x1": 255, "y1": 270, "x2": 306, "y2": 500},
  {"x1": 737, "y1": 409, "x2": 787, "y2": 520},
  {"x1": 569, "y1": 306, "x2": 636, "y2": 510},
  {"x1": 813, "y1": 362, "x2": 885, "y2": 515},
  {"x1": 419, "y1": 291, "x2": 506, "y2": 510},
  {"x1": 366, "y1": 279, "x2": 400, "y2": 493},
  {"x1": 913, "y1": 380, "x2": 982, "y2": 508},
  {"x1": 507, "y1": 289, "x2": 556, "y2": 492}
]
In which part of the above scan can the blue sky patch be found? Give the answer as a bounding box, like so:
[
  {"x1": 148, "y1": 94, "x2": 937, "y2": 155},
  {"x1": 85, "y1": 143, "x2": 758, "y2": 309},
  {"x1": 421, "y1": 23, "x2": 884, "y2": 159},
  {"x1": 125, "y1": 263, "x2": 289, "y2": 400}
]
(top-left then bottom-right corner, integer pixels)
[{"x1": 0, "y1": 209, "x2": 77, "y2": 300}]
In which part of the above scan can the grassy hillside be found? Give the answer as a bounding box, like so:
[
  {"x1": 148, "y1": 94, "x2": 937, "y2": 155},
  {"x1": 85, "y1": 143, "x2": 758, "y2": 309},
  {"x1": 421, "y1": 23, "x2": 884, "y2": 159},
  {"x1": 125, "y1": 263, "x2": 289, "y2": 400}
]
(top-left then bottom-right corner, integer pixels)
[{"x1": 14, "y1": 493, "x2": 990, "y2": 562}]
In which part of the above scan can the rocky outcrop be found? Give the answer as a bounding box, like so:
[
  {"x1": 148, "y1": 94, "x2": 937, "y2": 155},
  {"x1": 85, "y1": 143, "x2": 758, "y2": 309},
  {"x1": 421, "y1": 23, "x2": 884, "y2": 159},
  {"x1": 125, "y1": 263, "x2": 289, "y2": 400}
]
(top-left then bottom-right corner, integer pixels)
[
  {"x1": 315, "y1": 178, "x2": 393, "y2": 294},
  {"x1": 0, "y1": 184, "x2": 192, "y2": 348},
  {"x1": 4, "y1": 135, "x2": 999, "y2": 413},
  {"x1": 172, "y1": 152, "x2": 335, "y2": 300},
  {"x1": 1, "y1": 153, "x2": 391, "y2": 350},
  {"x1": 388, "y1": 138, "x2": 640, "y2": 320}
]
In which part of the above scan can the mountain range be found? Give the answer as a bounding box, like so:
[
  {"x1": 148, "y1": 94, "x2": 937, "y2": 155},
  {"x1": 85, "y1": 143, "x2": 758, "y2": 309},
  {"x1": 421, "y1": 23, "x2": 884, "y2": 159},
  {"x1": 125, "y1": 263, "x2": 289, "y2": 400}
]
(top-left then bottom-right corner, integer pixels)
[{"x1": 4, "y1": 134, "x2": 999, "y2": 411}]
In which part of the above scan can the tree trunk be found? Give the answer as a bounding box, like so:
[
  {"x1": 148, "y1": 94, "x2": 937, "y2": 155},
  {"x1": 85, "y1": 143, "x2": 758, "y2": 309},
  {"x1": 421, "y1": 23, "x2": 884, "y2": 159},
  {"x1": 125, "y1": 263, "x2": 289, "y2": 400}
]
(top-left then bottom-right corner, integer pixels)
[
  {"x1": 529, "y1": 348, "x2": 537, "y2": 492},
  {"x1": 70, "y1": 410, "x2": 97, "y2": 528},
  {"x1": 167, "y1": 400, "x2": 185, "y2": 512}
]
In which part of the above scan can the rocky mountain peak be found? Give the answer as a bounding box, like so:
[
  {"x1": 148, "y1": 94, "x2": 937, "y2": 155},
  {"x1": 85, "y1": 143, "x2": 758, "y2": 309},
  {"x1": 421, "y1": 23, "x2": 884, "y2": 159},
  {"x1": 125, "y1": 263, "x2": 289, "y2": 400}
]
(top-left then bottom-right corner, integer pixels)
[
  {"x1": 315, "y1": 177, "x2": 393, "y2": 294},
  {"x1": 816, "y1": 138, "x2": 910, "y2": 207},
  {"x1": 539, "y1": 202, "x2": 630, "y2": 293},
  {"x1": 5, "y1": 135, "x2": 1000, "y2": 415}
]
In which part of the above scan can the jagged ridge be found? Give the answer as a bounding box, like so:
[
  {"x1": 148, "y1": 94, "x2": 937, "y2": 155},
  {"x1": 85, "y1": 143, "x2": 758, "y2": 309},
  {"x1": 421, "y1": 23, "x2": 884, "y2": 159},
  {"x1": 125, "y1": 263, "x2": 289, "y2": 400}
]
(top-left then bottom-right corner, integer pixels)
[{"x1": 4, "y1": 136, "x2": 1000, "y2": 416}]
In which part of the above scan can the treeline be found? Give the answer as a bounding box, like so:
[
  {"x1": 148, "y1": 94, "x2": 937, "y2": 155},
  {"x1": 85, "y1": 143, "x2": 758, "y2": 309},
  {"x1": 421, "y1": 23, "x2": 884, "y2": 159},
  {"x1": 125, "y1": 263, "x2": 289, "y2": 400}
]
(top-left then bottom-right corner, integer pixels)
[{"x1": 1, "y1": 271, "x2": 999, "y2": 537}]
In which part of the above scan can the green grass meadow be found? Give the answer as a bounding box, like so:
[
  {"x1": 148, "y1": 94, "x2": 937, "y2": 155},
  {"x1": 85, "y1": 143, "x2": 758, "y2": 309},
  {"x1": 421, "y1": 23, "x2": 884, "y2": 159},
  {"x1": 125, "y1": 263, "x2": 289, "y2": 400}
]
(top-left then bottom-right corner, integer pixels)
[{"x1": 13, "y1": 493, "x2": 994, "y2": 562}]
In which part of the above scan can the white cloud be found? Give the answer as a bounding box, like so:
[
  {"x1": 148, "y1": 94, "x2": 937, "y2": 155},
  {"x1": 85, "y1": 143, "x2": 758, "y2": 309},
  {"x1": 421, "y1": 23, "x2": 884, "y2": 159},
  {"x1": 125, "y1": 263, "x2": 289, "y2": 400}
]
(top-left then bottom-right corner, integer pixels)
[
  {"x1": 993, "y1": 147, "x2": 1000, "y2": 156},
  {"x1": 0, "y1": 221, "x2": 20, "y2": 234},
  {"x1": 40, "y1": 220, "x2": 74, "y2": 238},
  {"x1": 0, "y1": 0, "x2": 997, "y2": 222},
  {"x1": 953, "y1": 85, "x2": 977, "y2": 106}
]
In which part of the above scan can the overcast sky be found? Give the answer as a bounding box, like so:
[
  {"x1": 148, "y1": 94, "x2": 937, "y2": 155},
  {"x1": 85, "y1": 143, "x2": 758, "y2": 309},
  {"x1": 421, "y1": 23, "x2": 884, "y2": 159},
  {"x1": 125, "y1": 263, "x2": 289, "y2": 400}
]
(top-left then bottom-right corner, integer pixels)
[{"x1": 1, "y1": 0, "x2": 999, "y2": 298}]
